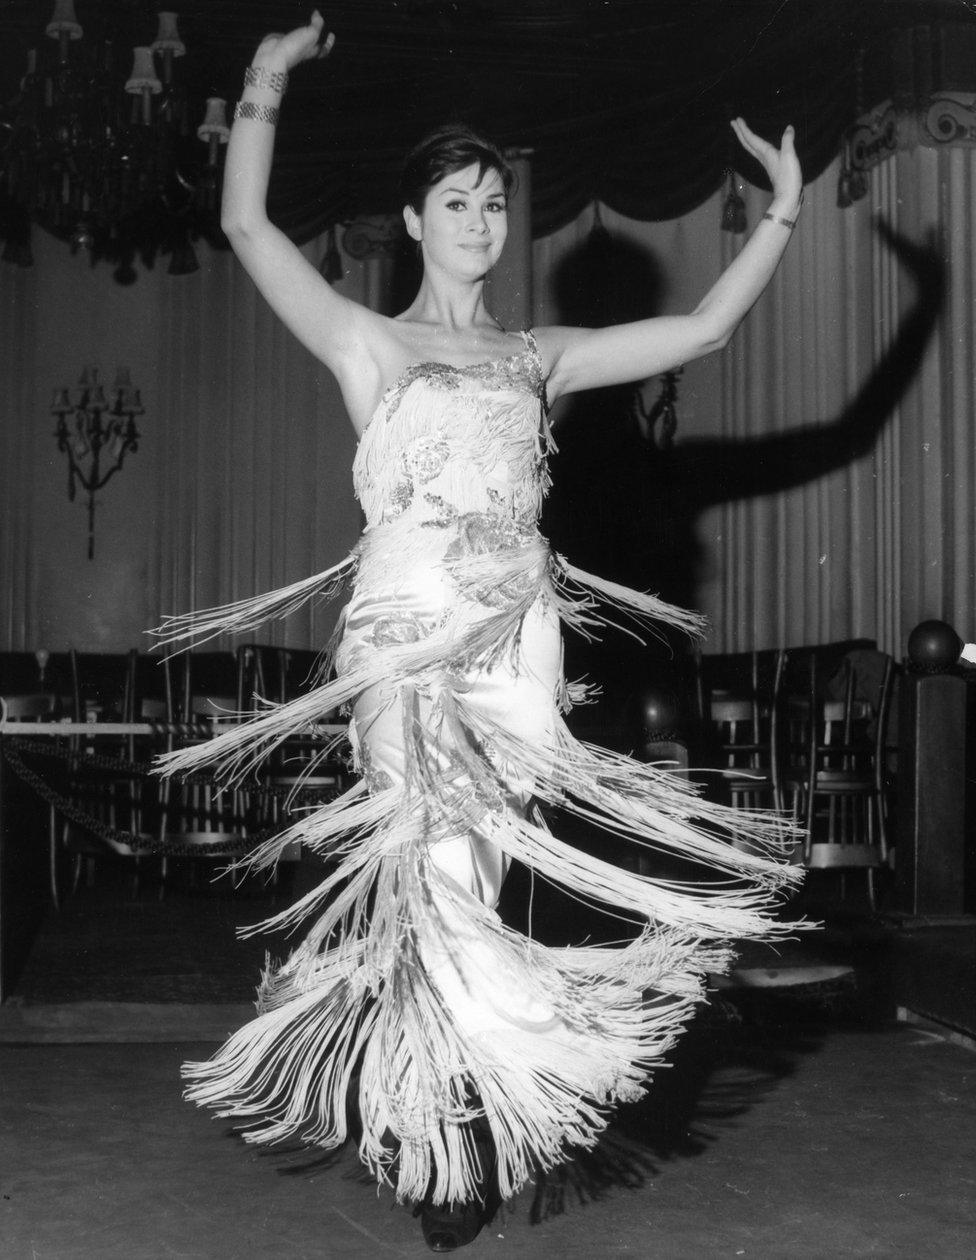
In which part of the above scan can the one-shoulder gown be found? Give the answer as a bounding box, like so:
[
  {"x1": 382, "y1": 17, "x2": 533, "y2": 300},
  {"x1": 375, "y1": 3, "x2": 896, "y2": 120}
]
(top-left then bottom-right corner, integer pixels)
[{"x1": 154, "y1": 330, "x2": 800, "y2": 1206}]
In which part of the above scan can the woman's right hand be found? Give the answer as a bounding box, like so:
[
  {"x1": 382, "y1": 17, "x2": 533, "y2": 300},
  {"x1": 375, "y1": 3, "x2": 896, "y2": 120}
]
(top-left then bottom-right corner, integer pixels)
[
  {"x1": 252, "y1": 10, "x2": 335, "y2": 73},
  {"x1": 730, "y1": 117, "x2": 803, "y2": 215}
]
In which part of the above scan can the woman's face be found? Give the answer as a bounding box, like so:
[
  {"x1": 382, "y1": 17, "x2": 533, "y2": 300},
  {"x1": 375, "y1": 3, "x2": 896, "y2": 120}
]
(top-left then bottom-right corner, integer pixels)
[{"x1": 404, "y1": 163, "x2": 508, "y2": 279}]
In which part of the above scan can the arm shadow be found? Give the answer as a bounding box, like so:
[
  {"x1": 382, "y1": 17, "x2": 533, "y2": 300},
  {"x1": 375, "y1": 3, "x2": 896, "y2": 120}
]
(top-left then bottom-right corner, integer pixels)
[{"x1": 542, "y1": 221, "x2": 945, "y2": 741}]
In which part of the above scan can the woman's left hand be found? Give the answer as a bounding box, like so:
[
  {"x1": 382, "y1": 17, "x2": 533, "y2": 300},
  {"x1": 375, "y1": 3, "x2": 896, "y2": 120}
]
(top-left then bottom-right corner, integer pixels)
[{"x1": 730, "y1": 117, "x2": 803, "y2": 212}]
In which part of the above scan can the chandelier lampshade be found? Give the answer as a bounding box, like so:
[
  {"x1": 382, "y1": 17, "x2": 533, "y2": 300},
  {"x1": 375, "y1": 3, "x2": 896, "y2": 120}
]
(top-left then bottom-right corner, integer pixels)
[
  {"x1": 45, "y1": 0, "x2": 82, "y2": 45},
  {"x1": 152, "y1": 12, "x2": 186, "y2": 60},
  {"x1": 125, "y1": 46, "x2": 163, "y2": 93}
]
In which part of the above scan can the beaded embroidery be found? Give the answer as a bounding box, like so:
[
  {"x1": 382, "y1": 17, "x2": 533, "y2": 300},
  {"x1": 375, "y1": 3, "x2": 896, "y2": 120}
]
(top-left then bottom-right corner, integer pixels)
[
  {"x1": 353, "y1": 332, "x2": 552, "y2": 531},
  {"x1": 378, "y1": 339, "x2": 545, "y2": 429},
  {"x1": 402, "y1": 436, "x2": 450, "y2": 483},
  {"x1": 358, "y1": 739, "x2": 393, "y2": 793},
  {"x1": 368, "y1": 611, "x2": 429, "y2": 647}
]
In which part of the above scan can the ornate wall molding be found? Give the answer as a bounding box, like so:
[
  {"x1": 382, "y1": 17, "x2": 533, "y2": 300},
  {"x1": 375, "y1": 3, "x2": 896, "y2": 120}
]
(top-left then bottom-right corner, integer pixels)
[
  {"x1": 921, "y1": 92, "x2": 976, "y2": 147},
  {"x1": 849, "y1": 101, "x2": 900, "y2": 173},
  {"x1": 341, "y1": 215, "x2": 405, "y2": 261},
  {"x1": 840, "y1": 88, "x2": 976, "y2": 206}
]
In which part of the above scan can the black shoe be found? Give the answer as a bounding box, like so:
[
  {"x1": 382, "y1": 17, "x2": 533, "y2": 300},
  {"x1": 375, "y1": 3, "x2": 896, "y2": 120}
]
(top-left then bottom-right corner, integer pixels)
[
  {"x1": 419, "y1": 1115, "x2": 498, "y2": 1252},
  {"x1": 421, "y1": 1196, "x2": 490, "y2": 1252}
]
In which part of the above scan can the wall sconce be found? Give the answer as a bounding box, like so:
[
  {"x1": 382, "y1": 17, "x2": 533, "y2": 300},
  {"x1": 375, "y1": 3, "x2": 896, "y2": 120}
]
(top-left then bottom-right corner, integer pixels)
[
  {"x1": 52, "y1": 366, "x2": 143, "y2": 559},
  {"x1": 631, "y1": 367, "x2": 683, "y2": 450}
]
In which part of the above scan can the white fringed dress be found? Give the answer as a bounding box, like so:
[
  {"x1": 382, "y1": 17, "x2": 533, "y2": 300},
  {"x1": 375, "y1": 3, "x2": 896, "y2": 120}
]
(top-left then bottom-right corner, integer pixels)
[{"x1": 154, "y1": 330, "x2": 800, "y2": 1206}]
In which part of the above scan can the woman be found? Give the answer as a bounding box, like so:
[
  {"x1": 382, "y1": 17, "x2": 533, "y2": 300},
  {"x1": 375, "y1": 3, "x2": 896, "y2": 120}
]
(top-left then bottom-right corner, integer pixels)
[{"x1": 156, "y1": 10, "x2": 805, "y2": 1251}]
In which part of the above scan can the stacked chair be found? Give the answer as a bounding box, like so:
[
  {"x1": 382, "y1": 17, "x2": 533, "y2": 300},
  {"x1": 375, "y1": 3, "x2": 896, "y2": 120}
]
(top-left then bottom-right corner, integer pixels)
[
  {"x1": 779, "y1": 647, "x2": 897, "y2": 908},
  {"x1": 695, "y1": 648, "x2": 786, "y2": 813},
  {"x1": 696, "y1": 643, "x2": 899, "y2": 907}
]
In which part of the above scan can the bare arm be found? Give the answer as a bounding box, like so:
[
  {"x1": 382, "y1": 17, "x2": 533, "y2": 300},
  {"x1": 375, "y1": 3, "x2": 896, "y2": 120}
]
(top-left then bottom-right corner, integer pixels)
[
  {"x1": 221, "y1": 13, "x2": 384, "y2": 406},
  {"x1": 541, "y1": 119, "x2": 804, "y2": 401}
]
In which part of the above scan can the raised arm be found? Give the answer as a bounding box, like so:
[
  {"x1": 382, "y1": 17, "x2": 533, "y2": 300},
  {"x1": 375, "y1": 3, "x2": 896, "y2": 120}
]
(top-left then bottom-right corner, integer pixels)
[
  {"x1": 540, "y1": 119, "x2": 804, "y2": 402},
  {"x1": 221, "y1": 13, "x2": 380, "y2": 399}
]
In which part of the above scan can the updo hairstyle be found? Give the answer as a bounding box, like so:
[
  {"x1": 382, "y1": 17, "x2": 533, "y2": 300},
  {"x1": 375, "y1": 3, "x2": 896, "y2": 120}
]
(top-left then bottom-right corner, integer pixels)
[{"x1": 399, "y1": 124, "x2": 517, "y2": 214}]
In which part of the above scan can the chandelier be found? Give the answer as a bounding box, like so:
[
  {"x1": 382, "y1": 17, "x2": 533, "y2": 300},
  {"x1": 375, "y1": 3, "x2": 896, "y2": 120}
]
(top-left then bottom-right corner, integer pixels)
[{"x1": 0, "y1": 2, "x2": 229, "y2": 282}]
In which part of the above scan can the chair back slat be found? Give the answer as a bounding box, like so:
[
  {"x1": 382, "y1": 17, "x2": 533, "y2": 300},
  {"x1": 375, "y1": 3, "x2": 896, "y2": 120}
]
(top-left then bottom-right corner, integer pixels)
[{"x1": 0, "y1": 693, "x2": 56, "y2": 721}]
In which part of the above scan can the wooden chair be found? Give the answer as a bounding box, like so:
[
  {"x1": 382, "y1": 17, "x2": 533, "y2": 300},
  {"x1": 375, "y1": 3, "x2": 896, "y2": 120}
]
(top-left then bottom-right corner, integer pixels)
[
  {"x1": 0, "y1": 693, "x2": 68, "y2": 906},
  {"x1": 781, "y1": 649, "x2": 897, "y2": 907},
  {"x1": 54, "y1": 650, "x2": 159, "y2": 903},
  {"x1": 235, "y1": 643, "x2": 274, "y2": 712},
  {"x1": 697, "y1": 648, "x2": 786, "y2": 812},
  {"x1": 150, "y1": 651, "x2": 263, "y2": 886},
  {"x1": 279, "y1": 646, "x2": 329, "y2": 705},
  {"x1": 0, "y1": 652, "x2": 74, "y2": 714},
  {"x1": 0, "y1": 693, "x2": 56, "y2": 721},
  {"x1": 259, "y1": 646, "x2": 348, "y2": 863}
]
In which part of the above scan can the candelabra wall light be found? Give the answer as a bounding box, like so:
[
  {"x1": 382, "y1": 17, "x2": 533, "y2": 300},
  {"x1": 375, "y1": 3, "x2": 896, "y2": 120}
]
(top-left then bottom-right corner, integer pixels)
[
  {"x1": 0, "y1": 3, "x2": 229, "y2": 281},
  {"x1": 52, "y1": 367, "x2": 143, "y2": 559}
]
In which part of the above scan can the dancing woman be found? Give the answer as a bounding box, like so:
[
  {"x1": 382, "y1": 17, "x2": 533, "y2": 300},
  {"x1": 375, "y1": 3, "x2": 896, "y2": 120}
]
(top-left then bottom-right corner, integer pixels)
[{"x1": 155, "y1": 11, "x2": 805, "y2": 1251}]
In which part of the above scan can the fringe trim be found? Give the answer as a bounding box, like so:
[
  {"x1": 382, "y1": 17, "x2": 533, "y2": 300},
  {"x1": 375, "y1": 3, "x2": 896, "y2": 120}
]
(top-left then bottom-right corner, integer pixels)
[
  {"x1": 163, "y1": 531, "x2": 802, "y2": 1206},
  {"x1": 148, "y1": 553, "x2": 358, "y2": 653},
  {"x1": 554, "y1": 554, "x2": 708, "y2": 645}
]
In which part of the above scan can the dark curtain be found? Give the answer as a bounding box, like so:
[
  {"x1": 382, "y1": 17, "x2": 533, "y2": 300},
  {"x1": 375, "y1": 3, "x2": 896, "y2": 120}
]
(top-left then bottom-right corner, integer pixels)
[{"x1": 3, "y1": 0, "x2": 974, "y2": 249}]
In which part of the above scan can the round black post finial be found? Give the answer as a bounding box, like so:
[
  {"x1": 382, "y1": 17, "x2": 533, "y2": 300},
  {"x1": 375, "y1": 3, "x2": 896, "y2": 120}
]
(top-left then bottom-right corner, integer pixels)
[
  {"x1": 906, "y1": 619, "x2": 962, "y2": 674},
  {"x1": 632, "y1": 682, "x2": 685, "y2": 761}
]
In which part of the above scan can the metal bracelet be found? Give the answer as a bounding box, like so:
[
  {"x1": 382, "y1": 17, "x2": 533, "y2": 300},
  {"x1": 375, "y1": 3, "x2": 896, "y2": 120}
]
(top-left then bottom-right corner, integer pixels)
[
  {"x1": 762, "y1": 211, "x2": 797, "y2": 230},
  {"x1": 244, "y1": 64, "x2": 289, "y2": 94},
  {"x1": 234, "y1": 100, "x2": 280, "y2": 126}
]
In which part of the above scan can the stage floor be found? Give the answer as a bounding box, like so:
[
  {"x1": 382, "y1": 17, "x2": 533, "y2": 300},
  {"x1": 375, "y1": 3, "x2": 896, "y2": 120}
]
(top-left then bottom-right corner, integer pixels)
[
  {"x1": 1, "y1": 859, "x2": 974, "y2": 1256},
  {"x1": 1, "y1": 1020, "x2": 973, "y2": 1258}
]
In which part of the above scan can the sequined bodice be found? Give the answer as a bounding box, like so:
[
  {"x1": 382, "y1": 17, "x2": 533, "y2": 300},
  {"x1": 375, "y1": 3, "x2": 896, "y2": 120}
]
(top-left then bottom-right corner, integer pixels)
[{"x1": 352, "y1": 333, "x2": 551, "y2": 532}]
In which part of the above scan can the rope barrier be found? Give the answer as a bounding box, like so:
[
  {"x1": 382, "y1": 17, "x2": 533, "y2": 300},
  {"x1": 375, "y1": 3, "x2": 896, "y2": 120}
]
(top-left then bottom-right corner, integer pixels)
[{"x1": 0, "y1": 737, "x2": 347, "y2": 858}]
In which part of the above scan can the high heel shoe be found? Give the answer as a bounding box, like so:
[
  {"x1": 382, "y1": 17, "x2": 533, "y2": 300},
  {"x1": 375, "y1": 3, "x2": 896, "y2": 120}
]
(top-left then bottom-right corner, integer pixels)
[
  {"x1": 421, "y1": 1196, "x2": 490, "y2": 1252},
  {"x1": 419, "y1": 1116, "x2": 498, "y2": 1252}
]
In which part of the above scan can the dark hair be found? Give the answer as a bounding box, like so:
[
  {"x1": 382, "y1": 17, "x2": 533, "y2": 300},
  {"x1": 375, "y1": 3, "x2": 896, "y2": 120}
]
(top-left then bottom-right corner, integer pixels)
[{"x1": 399, "y1": 124, "x2": 517, "y2": 213}]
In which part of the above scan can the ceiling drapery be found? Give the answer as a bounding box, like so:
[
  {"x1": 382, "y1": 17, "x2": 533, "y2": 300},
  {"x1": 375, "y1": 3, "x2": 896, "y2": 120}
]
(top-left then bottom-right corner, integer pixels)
[{"x1": 1, "y1": 0, "x2": 974, "y2": 264}]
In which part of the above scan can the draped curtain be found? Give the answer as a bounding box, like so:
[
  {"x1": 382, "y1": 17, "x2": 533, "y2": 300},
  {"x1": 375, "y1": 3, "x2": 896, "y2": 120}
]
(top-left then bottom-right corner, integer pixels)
[
  {"x1": 711, "y1": 146, "x2": 975, "y2": 656},
  {"x1": 0, "y1": 265, "x2": 36, "y2": 648},
  {"x1": 533, "y1": 148, "x2": 973, "y2": 659},
  {"x1": 0, "y1": 234, "x2": 364, "y2": 653},
  {"x1": 152, "y1": 243, "x2": 363, "y2": 650},
  {"x1": 2, "y1": 142, "x2": 973, "y2": 661},
  {"x1": 1, "y1": 0, "x2": 947, "y2": 261}
]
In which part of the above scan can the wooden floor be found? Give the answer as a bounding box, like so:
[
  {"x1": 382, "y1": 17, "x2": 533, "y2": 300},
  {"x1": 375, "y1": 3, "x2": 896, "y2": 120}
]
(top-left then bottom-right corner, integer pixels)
[
  {"x1": 1, "y1": 1012, "x2": 974, "y2": 1257},
  {"x1": 1, "y1": 852, "x2": 975, "y2": 1256}
]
